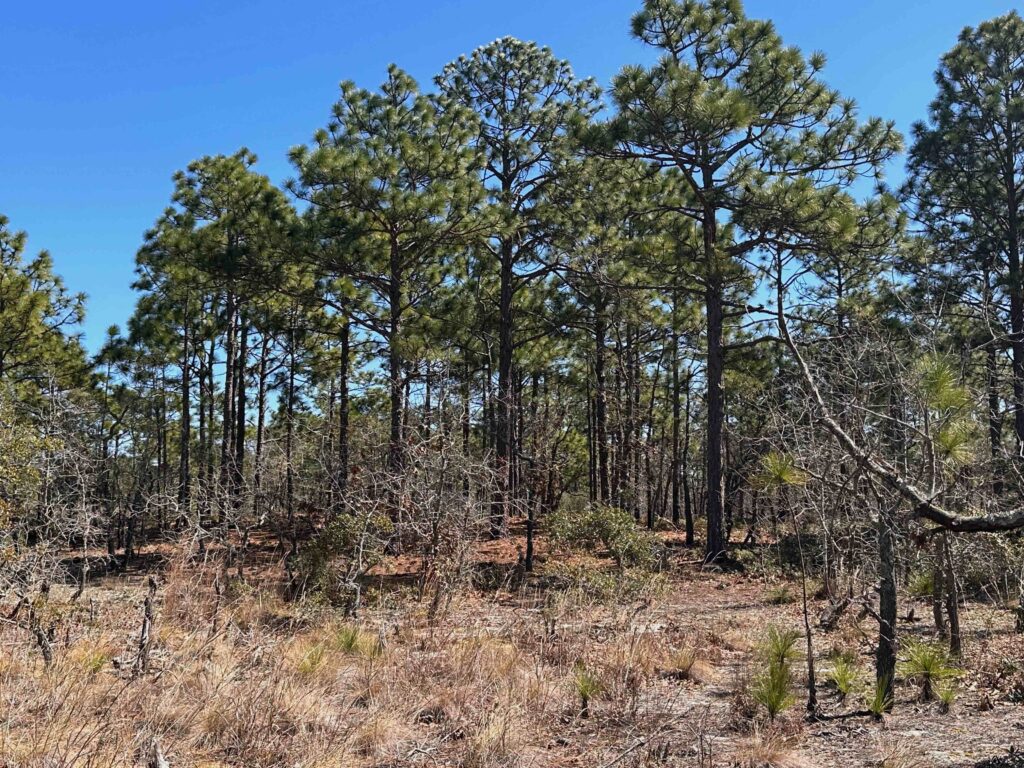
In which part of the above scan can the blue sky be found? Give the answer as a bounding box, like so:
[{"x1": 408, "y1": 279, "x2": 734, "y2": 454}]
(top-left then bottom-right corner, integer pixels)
[{"x1": 0, "y1": 0, "x2": 1016, "y2": 353}]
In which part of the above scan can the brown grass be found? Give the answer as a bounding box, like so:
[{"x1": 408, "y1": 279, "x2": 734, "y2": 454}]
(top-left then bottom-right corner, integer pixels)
[{"x1": 2, "y1": 539, "x2": 1021, "y2": 768}]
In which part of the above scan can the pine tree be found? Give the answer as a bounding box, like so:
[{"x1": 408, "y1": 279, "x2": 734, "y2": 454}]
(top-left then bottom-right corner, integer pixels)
[
  {"x1": 0, "y1": 215, "x2": 88, "y2": 397},
  {"x1": 291, "y1": 66, "x2": 485, "y2": 482},
  {"x1": 590, "y1": 0, "x2": 900, "y2": 559},
  {"x1": 438, "y1": 37, "x2": 601, "y2": 537},
  {"x1": 907, "y1": 11, "x2": 1024, "y2": 456}
]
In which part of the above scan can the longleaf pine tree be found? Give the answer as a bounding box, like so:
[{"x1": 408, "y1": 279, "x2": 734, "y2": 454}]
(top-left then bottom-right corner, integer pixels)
[{"x1": 591, "y1": 0, "x2": 901, "y2": 559}]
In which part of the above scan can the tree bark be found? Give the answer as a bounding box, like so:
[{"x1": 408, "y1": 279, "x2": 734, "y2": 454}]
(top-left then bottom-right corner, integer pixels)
[
  {"x1": 232, "y1": 311, "x2": 248, "y2": 510},
  {"x1": 705, "y1": 271, "x2": 727, "y2": 560},
  {"x1": 492, "y1": 241, "x2": 514, "y2": 538},
  {"x1": 219, "y1": 291, "x2": 236, "y2": 520},
  {"x1": 178, "y1": 312, "x2": 191, "y2": 518},
  {"x1": 336, "y1": 317, "x2": 350, "y2": 512},
  {"x1": 252, "y1": 333, "x2": 270, "y2": 521},
  {"x1": 595, "y1": 299, "x2": 610, "y2": 504},
  {"x1": 876, "y1": 505, "x2": 897, "y2": 712}
]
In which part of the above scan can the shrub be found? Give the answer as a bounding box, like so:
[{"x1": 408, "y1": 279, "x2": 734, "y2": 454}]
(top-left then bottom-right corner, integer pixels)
[
  {"x1": 328, "y1": 623, "x2": 382, "y2": 658},
  {"x1": 765, "y1": 585, "x2": 796, "y2": 605},
  {"x1": 542, "y1": 561, "x2": 668, "y2": 605},
  {"x1": 900, "y1": 640, "x2": 958, "y2": 702},
  {"x1": 826, "y1": 656, "x2": 860, "y2": 701},
  {"x1": 732, "y1": 727, "x2": 803, "y2": 768},
  {"x1": 907, "y1": 571, "x2": 935, "y2": 599},
  {"x1": 296, "y1": 642, "x2": 327, "y2": 677},
  {"x1": 758, "y1": 626, "x2": 801, "y2": 667},
  {"x1": 936, "y1": 680, "x2": 957, "y2": 714},
  {"x1": 866, "y1": 674, "x2": 892, "y2": 719},
  {"x1": 664, "y1": 647, "x2": 697, "y2": 680},
  {"x1": 549, "y1": 501, "x2": 663, "y2": 569},
  {"x1": 293, "y1": 508, "x2": 393, "y2": 608},
  {"x1": 572, "y1": 663, "x2": 604, "y2": 718},
  {"x1": 752, "y1": 659, "x2": 795, "y2": 721}
]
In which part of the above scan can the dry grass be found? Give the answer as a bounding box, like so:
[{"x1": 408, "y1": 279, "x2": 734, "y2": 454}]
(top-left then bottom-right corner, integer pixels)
[
  {"x1": 874, "y1": 736, "x2": 930, "y2": 768},
  {"x1": 1, "y1": 547, "x2": 1021, "y2": 768},
  {"x1": 731, "y1": 727, "x2": 810, "y2": 768}
]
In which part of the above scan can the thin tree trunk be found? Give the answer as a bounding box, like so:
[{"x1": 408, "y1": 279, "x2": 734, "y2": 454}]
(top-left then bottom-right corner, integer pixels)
[
  {"x1": 336, "y1": 317, "x2": 350, "y2": 512},
  {"x1": 492, "y1": 242, "x2": 514, "y2": 538},
  {"x1": 252, "y1": 333, "x2": 270, "y2": 520},
  {"x1": 286, "y1": 322, "x2": 297, "y2": 552},
  {"x1": 682, "y1": 369, "x2": 695, "y2": 546},
  {"x1": 178, "y1": 312, "x2": 191, "y2": 518},
  {"x1": 219, "y1": 291, "x2": 236, "y2": 520},
  {"x1": 595, "y1": 300, "x2": 610, "y2": 504},
  {"x1": 232, "y1": 311, "x2": 248, "y2": 510},
  {"x1": 876, "y1": 504, "x2": 898, "y2": 711},
  {"x1": 671, "y1": 315, "x2": 681, "y2": 527},
  {"x1": 942, "y1": 533, "x2": 962, "y2": 656},
  {"x1": 703, "y1": 168, "x2": 726, "y2": 560}
]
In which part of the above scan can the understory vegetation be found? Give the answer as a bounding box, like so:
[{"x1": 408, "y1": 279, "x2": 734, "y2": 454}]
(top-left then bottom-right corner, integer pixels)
[{"x1": 3, "y1": 1, "x2": 1024, "y2": 766}]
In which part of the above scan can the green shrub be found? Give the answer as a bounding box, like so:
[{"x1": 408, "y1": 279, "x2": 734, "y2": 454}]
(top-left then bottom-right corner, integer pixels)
[
  {"x1": 572, "y1": 663, "x2": 604, "y2": 718},
  {"x1": 900, "y1": 640, "x2": 958, "y2": 702},
  {"x1": 294, "y1": 508, "x2": 393, "y2": 607},
  {"x1": 329, "y1": 624, "x2": 382, "y2": 658},
  {"x1": 74, "y1": 645, "x2": 112, "y2": 675},
  {"x1": 296, "y1": 643, "x2": 327, "y2": 677},
  {"x1": 542, "y1": 561, "x2": 669, "y2": 607},
  {"x1": 765, "y1": 584, "x2": 795, "y2": 605},
  {"x1": 758, "y1": 626, "x2": 801, "y2": 667},
  {"x1": 549, "y1": 502, "x2": 663, "y2": 569},
  {"x1": 752, "y1": 659, "x2": 795, "y2": 721},
  {"x1": 907, "y1": 571, "x2": 935, "y2": 599},
  {"x1": 936, "y1": 680, "x2": 957, "y2": 713},
  {"x1": 826, "y1": 656, "x2": 860, "y2": 700},
  {"x1": 866, "y1": 674, "x2": 892, "y2": 718},
  {"x1": 751, "y1": 626, "x2": 799, "y2": 721}
]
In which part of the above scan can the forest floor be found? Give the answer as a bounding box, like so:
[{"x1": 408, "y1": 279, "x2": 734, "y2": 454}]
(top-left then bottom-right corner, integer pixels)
[{"x1": 2, "y1": 527, "x2": 1023, "y2": 768}]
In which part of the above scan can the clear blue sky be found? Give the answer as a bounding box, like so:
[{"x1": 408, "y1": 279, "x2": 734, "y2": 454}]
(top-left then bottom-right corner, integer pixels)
[{"x1": 0, "y1": 0, "x2": 1015, "y2": 353}]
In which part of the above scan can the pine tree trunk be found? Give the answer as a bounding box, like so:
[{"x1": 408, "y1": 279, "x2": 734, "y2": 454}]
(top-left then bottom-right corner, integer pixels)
[
  {"x1": 984, "y1": 261, "x2": 1004, "y2": 494},
  {"x1": 1005, "y1": 127, "x2": 1024, "y2": 451},
  {"x1": 178, "y1": 314, "x2": 191, "y2": 520},
  {"x1": 252, "y1": 333, "x2": 269, "y2": 521},
  {"x1": 876, "y1": 505, "x2": 897, "y2": 711},
  {"x1": 595, "y1": 301, "x2": 610, "y2": 504},
  {"x1": 197, "y1": 340, "x2": 207, "y2": 527},
  {"x1": 233, "y1": 312, "x2": 248, "y2": 510},
  {"x1": 336, "y1": 317, "x2": 350, "y2": 512},
  {"x1": 705, "y1": 272, "x2": 727, "y2": 560},
  {"x1": 682, "y1": 370, "x2": 694, "y2": 546},
  {"x1": 286, "y1": 322, "x2": 297, "y2": 554},
  {"x1": 219, "y1": 291, "x2": 236, "y2": 521},
  {"x1": 461, "y1": 352, "x2": 471, "y2": 498},
  {"x1": 671, "y1": 316, "x2": 681, "y2": 527},
  {"x1": 492, "y1": 242, "x2": 514, "y2": 538},
  {"x1": 388, "y1": 256, "x2": 405, "y2": 478}
]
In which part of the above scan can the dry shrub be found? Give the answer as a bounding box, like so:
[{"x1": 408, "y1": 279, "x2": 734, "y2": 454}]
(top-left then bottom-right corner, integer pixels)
[
  {"x1": 452, "y1": 633, "x2": 521, "y2": 687},
  {"x1": 349, "y1": 708, "x2": 409, "y2": 758},
  {"x1": 731, "y1": 727, "x2": 809, "y2": 768},
  {"x1": 728, "y1": 664, "x2": 760, "y2": 728},
  {"x1": 461, "y1": 705, "x2": 525, "y2": 768},
  {"x1": 875, "y1": 736, "x2": 929, "y2": 768},
  {"x1": 711, "y1": 626, "x2": 756, "y2": 654},
  {"x1": 62, "y1": 633, "x2": 117, "y2": 676},
  {"x1": 194, "y1": 671, "x2": 343, "y2": 765},
  {"x1": 596, "y1": 631, "x2": 660, "y2": 715},
  {"x1": 660, "y1": 645, "x2": 716, "y2": 685}
]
